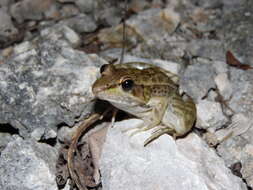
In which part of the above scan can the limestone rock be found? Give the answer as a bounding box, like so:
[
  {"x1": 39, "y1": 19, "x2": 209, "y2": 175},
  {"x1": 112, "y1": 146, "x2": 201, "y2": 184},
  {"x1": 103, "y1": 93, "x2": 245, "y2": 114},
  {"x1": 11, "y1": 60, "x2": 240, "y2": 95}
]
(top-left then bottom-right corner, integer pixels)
[
  {"x1": 100, "y1": 119, "x2": 246, "y2": 190},
  {"x1": 10, "y1": 0, "x2": 55, "y2": 23},
  {"x1": 196, "y1": 99, "x2": 228, "y2": 130},
  {"x1": 0, "y1": 137, "x2": 58, "y2": 190},
  {"x1": 180, "y1": 59, "x2": 216, "y2": 101},
  {"x1": 0, "y1": 9, "x2": 18, "y2": 43},
  {"x1": 0, "y1": 25, "x2": 104, "y2": 137}
]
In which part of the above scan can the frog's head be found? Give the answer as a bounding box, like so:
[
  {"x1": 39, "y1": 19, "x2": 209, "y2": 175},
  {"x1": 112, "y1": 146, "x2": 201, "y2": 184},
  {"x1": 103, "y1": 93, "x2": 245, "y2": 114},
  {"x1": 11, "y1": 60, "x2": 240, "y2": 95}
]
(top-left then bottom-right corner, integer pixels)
[{"x1": 92, "y1": 64, "x2": 149, "y2": 106}]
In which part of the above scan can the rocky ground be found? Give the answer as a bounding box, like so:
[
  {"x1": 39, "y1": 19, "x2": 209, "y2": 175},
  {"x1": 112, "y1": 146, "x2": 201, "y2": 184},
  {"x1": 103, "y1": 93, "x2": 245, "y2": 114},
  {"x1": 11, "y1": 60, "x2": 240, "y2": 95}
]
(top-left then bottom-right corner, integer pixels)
[{"x1": 0, "y1": 0, "x2": 253, "y2": 190}]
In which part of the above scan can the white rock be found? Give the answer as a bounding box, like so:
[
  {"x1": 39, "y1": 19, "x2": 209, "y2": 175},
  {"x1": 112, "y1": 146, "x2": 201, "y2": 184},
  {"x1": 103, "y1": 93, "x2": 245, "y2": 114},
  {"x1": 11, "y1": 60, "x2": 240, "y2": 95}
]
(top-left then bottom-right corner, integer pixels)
[
  {"x1": 12, "y1": 41, "x2": 36, "y2": 62},
  {"x1": 214, "y1": 113, "x2": 253, "y2": 143},
  {"x1": 31, "y1": 127, "x2": 57, "y2": 141},
  {"x1": 40, "y1": 25, "x2": 81, "y2": 48},
  {"x1": 126, "y1": 8, "x2": 180, "y2": 42},
  {"x1": 103, "y1": 53, "x2": 180, "y2": 76},
  {"x1": 180, "y1": 60, "x2": 216, "y2": 100},
  {"x1": 100, "y1": 119, "x2": 246, "y2": 190},
  {"x1": 213, "y1": 61, "x2": 228, "y2": 74},
  {"x1": 14, "y1": 41, "x2": 33, "y2": 55},
  {"x1": 215, "y1": 73, "x2": 232, "y2": 100},
  {"x1": 196, "y1": 100, "x2": 228, "y2": 130},
  {"x1": 62, "y1": 26, "x2": 81, "y2": 47},
  {"x1": 153, "y1": 59, "x2": 180, "y2": 75}
]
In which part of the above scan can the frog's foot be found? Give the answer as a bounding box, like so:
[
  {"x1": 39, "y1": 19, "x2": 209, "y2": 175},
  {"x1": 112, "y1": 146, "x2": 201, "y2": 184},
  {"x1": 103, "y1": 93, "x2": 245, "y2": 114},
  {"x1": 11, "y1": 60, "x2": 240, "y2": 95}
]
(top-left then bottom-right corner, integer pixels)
[
  {"x1": 128, "y1": 123, "x2": 161, "y2": 137},
  {"x1": 144, "y1": 127, "x2": 176, "y2": 146}
]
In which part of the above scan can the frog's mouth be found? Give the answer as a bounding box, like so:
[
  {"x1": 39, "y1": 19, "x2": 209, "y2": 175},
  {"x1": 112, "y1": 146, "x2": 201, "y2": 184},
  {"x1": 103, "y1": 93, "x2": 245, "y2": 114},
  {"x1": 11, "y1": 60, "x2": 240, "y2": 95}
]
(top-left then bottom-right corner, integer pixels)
[
  {"x1": 95, "y1": 91, "x2": 135, "y2": 105},
  {"x1": 93, "y1": 88, "x2": 144, "y2": 106}
]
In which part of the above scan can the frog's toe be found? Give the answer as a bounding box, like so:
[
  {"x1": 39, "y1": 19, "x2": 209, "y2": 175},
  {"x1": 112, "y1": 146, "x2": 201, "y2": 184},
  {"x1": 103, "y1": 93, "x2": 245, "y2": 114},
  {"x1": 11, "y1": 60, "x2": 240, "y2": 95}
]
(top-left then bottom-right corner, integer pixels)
[
  {"x1": 144, "y1": 127, "x2": 175, "y2": 146},
  {"x1": 129, "y1": 124, "x2": 159, "y2": 137}
]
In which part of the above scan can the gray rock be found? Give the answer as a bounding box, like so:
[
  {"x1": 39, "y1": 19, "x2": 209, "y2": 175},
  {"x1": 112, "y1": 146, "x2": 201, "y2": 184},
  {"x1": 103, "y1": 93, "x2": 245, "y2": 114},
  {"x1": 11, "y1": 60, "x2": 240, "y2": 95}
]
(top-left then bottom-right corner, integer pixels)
[
  {"x1": 75, "y1": 0, "x2": 94, "y2": 13},
  {"x1": 63, "y1": 0, "x2": 122, "y2": 27},
  {"x1": 222, "y1": 5, "x2": 253, "y2": 109},
  {"x1": 40, "y1": 24, "x2": 81, "y2": 47},
  {"x1": 0, "y1": 9, "x2": 18, "y2": 40},
  {"x1": 57, "y1": 125, "x2": 77, "y2": 143},
  {"x1": 93, "y1": 0, "x2": 122, "y2": 26},
  {"x1": 216, "y1": 114, "x2": 253, "y2": 187},
  {"x1": 222, "y1": 0, "x2": 248, "y2": 12},
  {"x1": 213, "y1": 61, "x2": 228, "y2": 74},
  {"x1": 218, "y1": 130, "x2": 253, "y2": 188},
  {"x1": 180, "y1": 58, "x2": 216, "y2": 101},
  {"x1": 31, "y1": 127, "x2": 57, "y2": 141},
  {"x1": 0, "y1": 25, "x2": 103, "y2": 137},
  {"x1": 98, "y1": 6, "x2": 183, "y2": 61},
  {"x1": 60, "y1": 4, "x2": 79, "y2": 18},
  {"x1": 60, "y1": 14, "x2": 97, "y2": 33},
  {"x1": 189, "y1": 0, "x2": 222, "y2": 8},
  {"x1": 43, "y1": 2, "x2": 61, "y2": 20},
  {"x1": 0, "y1": 131, "x2": 14, "y2": 150},
  {"x1": 127, "y1": 8, "x2": 180, "y2": 42},
  {"x1": 196, "y1": 99, "x2": 228, "y2": 130},
  {"x1": 10, "y1": 0, "x2": 55, "y2": 23},
  {"x1": 186, "y1": 39, "x2": 225, "y2": 61},
  {"x1": 222, "y1": 2, "x2": 253, "y2": 66},
  {"x1": 100, "y1": 119, "x2": 247, "y2": 190},
  {"x1": 0, "y1": 137, "x2": 58, "y2": 190},
  {"x1": 214, "y1": 4, "x2": 253, "y2": 187},
  {"x1": 0, "y1": 0, "x2": 15, "y2": 9},
  {"x1": 57, "y1": 0, "x2": 75, "y2": 2},
  {"x1": 228, "y1": 68, "x2": 253, "y2": 118},
  {"x1": 214, "y1": 73, "x2": 232, "y2": 100},
  {"x1": 204, "y1": 113, "x2": 253, "y2": 146}
]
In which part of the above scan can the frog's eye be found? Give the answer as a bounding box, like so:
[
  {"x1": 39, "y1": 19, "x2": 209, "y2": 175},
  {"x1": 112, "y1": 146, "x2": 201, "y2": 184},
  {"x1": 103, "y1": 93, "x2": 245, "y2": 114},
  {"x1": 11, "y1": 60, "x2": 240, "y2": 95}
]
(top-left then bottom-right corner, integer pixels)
[{"x1": 121, "y1": 79, "x2": 134, "y2": 91}]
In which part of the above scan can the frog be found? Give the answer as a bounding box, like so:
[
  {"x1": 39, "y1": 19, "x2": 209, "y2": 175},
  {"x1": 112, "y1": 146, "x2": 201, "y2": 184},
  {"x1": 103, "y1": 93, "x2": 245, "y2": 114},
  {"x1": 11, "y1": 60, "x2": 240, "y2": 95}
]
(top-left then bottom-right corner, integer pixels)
[{"x1": 92, "y1": 62, "x2": 196, "y2": 146}]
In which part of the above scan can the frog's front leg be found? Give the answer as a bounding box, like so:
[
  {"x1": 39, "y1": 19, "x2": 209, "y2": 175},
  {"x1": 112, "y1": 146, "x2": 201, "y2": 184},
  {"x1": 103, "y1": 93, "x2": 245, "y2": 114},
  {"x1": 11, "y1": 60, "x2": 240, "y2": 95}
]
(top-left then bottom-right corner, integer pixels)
[{"x1": 128, "y1": 97, "x2": 169, "y2": 137}]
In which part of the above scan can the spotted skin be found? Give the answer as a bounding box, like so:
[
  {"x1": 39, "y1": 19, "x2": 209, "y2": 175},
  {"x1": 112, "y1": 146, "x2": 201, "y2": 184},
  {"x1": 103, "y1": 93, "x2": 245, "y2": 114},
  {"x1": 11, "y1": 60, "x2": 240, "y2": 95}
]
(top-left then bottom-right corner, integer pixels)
[{"x1": 92, "y1": 62, "x2": 196, "y2": 146}]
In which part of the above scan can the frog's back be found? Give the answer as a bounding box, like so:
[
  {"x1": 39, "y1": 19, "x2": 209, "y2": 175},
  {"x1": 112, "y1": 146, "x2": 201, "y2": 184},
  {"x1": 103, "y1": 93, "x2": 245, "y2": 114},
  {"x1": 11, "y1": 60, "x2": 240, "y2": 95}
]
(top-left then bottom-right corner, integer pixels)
[{"x1": 118, "y1": 65, "x2": 179, "y2": 93}]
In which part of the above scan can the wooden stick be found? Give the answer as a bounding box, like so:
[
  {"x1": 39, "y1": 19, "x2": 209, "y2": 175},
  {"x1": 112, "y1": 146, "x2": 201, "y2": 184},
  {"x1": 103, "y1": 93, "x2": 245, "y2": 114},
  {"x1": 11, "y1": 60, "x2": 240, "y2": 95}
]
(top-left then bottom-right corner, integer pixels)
[{"x1": 67, "y1": 108, "x2": 111, "y2": 190}]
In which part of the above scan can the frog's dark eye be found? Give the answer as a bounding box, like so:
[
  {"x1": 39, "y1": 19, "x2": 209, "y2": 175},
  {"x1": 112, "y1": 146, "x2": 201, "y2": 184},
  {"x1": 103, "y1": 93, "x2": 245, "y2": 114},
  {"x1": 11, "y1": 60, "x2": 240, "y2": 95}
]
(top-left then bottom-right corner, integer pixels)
[
  {"x1": 121, "y1": 79, "x2": 134, "y2": 91},
  {"x1": 100, "y1": 64, "x2": 109, "y2": 74}
]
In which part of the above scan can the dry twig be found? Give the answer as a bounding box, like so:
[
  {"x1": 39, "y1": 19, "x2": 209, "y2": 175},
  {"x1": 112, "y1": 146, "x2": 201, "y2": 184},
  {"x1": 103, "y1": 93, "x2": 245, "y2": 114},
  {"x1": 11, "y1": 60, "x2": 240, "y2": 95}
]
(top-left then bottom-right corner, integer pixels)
[{"x1": 67, "y1": 109, "x2": 111, "y2": 190}]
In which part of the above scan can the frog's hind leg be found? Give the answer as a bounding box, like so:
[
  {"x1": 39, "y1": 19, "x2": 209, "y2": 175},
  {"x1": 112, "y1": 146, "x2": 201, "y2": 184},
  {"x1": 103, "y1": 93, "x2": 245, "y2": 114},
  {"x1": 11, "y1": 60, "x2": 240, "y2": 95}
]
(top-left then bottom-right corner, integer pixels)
[
  {"x1": 144, "y1": 125, "x2": 176, "y2": 146},
  {"x1": 126, "y1": 102, "x2": 168, "y2": 137}
]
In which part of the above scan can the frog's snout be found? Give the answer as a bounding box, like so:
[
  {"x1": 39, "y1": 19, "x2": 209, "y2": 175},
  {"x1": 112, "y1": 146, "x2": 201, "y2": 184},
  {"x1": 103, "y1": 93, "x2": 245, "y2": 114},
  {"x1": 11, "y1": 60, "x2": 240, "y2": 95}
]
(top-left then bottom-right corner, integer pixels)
[{"x1": 92, "y1": 83, "x2": 99, "y2": 95}]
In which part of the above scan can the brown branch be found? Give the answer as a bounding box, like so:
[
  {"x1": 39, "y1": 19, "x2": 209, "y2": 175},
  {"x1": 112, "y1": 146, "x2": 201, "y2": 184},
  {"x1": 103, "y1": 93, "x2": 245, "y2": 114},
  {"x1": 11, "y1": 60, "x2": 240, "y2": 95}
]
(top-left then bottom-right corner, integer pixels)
[{"x1": 67, "y1": 108, "x2": 111, "y2": 190}]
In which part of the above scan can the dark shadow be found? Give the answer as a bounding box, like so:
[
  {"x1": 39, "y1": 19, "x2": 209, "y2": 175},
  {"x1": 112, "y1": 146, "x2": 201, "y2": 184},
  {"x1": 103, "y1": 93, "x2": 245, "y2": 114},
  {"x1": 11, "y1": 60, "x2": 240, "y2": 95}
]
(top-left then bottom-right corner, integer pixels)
[{"x1": 0, "y1": 123, "x2": 19, "y2": 135}]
